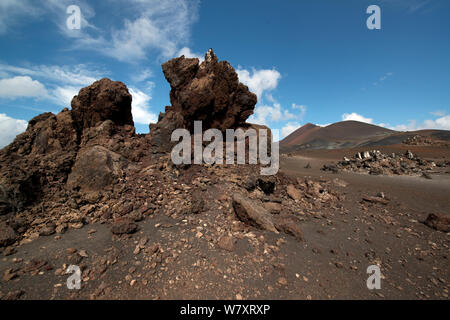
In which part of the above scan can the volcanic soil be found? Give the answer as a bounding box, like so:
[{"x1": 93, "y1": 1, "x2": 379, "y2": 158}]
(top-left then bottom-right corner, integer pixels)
[{"x1": 1, "y1": 145, "x2": 448, "y2": 300}]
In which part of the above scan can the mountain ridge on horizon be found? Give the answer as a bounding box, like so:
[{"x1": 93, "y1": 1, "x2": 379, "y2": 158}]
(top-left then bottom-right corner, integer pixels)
[{"x1": 280, "y1": 120, "x2": 450, "y2": 152}]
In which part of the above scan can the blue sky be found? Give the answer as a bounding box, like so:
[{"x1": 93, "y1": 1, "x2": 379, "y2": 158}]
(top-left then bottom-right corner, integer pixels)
[{"x1": 0, "y1": 0, "x2": 449, "y2": 147}]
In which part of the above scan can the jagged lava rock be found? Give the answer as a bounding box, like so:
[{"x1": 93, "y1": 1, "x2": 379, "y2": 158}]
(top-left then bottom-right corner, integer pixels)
[
  {"x1": 162, "y1": 49, "x2": 257, "y2": 131},
  {"x1": 71, "y1": 78, "x2": 134, "y2": 131},
  {"x1": 150, "y1": 49, "x2": 257, "y2": 151},
  {"x1": 0, "y1": 109, "x2": 79, "y2": 206},
  {"x1": 0, "y1": 78, "x2": 142, "y2": 211}
]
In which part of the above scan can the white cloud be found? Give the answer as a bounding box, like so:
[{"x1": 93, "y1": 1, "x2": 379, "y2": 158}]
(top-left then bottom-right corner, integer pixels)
[
  {"x1": 72, "y1": 0, "x2": 200, "y2": 62},
  {"x1": 342, "y1": 112, "x2": 374, "y2": 124},
  {"x1": 0, "y1": 1, "x2": 200, "y2": 62},
  {"x1": 132, "y1": 69, "x2": 153, "y2": 83},
  {"x1": 281, "y1": 122, "x2": 301, "y2": 138},
  {"x1": 390, "y1": 115, "x2": 450, "y2": 131},
  {"x1": 249, "y1": 102, "x2": 300, "y2": 126},
  {"x1": 41, "y1": 0, "x2": 97, "y2": 38},
  {"x1": 0, "y1": 63, "x2": 106, "y2": 107},
  {"x1": 50, "y1": 86, "x2": 80, "y2": 107},
  {"x1": 389, "y1": 120, "x2": 417, "y2": 131},
  {"x1": 429, "y1": 115, "x2": 450, "y2": 129},
  {"x1": 237, "y1": 68, "x2": 281, "y2": 100},
  {"x1": 0, "y1": 0, "x2": 96, "y2": 37},
  {"x1": 0, "y1": 0, "x2": 41, "y2": 34},
  {"x1": 0, "y1": 76, "x2": 47, "y2": 99},
  {"x1": 0, "y1": 113, "x2": 28, "y2": 148},
  {"x1": 430, "y1": 110, "x2": 446, "y2": 117},
  {"x1": 249, "y1": 104, "x2": 283, "y2": 126},
  {"x1": 0, "y1": 64, "x2": 101, "y2": 86},
  {"x1": 108, "y1": 17, "x2": 175, "y2": 61},
  {"x1": 292, "y1": 104, "x2": 307, "y2": 120},
  {"x1": 340, "y1": 111, "x2": 450, "y2": 131},
  {"x1": 237, "y1": 68, "x2": 297, "y2": 128},
  {"x1": 129, "y1": 88, "x2": 157, "y2": 125},
  {"x1": 373, "y1": 72, "x2": 393, "y2": 86}
]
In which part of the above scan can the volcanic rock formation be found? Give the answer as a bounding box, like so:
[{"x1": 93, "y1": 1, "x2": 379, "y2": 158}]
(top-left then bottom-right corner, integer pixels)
[
  {"x1": 71, "y1": 78, "x2": 134, "y2": 132},
  {"x1": 0, "y1": 49, "x2": 262, "y2": 216},
  {"x1": 0, "y1": 79, "x2": 147, "y2": 213},
  {"x1": 150, "y1": 49, "x2": 257, "y2": 152},
  {"x1": 0, "y1": 49, "x2": 306, "y2": 250}
]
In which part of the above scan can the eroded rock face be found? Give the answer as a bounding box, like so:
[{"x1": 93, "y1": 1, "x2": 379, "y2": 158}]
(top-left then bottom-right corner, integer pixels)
[
  {"x1": 162, "y1": 49, "x2": 257, "y2": 131},
  {"x1": 0, "y1": 109, "x2": 79, "y2": 207},
  {"x1": 0, "y1": 78, "x2": 142, "y2": 213},
  {"x1": 71, "y1": 78, "x2": 134, "y2": 132},
  {"x1": 149, "y1": 108, "x2": 185, "y2": 153},
  {"x1": 67, "y1": 146, "x2": 127, "y2": 193},
  {"x1": 0, "y1": 56, "x2": 278, "y2": 248},
  {"x1": 150, "y1": 49, "x2": 257, "y2": 151}
]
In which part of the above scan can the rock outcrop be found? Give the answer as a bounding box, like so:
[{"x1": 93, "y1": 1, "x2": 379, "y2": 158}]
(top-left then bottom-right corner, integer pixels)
[
  {"x1": 71, "y1": 78, "x2": 134, "y2": 132},
  {"x1": 0, "y1": 79, "x2": 145, "y2": 215},
  {"x1": 403, "y1": 135, "x2": 450, "y2": 147},
  {"x1": 150, "y1": 49, "x2": 257, "y2": 152},
  {"x1": 0, "y1": 50, "x2": 283, "y2": 249},
  {"x1": 322, "y1": 149, "x2": 442, "y2": 176},
  {"x1": 0, "y1": 109, "x2": 79, "y2": 209}
]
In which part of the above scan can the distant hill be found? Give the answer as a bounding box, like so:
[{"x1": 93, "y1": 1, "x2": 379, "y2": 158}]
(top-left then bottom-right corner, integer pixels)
[
  {"x1": 279, "y1": 123, "x2": 321, "y2": 147},
  {"x1": 280, "y1": 120, "x2": 450, "y2": 152}
]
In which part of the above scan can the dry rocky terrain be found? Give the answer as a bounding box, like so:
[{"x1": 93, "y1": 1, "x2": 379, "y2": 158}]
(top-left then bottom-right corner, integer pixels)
[{"x1": 0, "y1": 50, "x2": 448, "y2": 300}]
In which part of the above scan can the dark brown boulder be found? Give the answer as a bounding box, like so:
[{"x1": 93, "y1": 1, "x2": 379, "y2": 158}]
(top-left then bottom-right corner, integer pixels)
[
  {"x1": 66, "y1": 145, "x2": 128, "y2": 192},
  {"x1": 232, "y1": 193, "x2": 278, "y2": 233},
  {"x1": 71, "y1": 78, "x2": 134, "y2": 132},
  {"x1": 275, "y1": 218, "x2": 303, "y2": 241},
  {"x1": 0, "y1": 223, "x2": 18, "y2": 247},
  {"x1": 217, "y1": 235, "x2": 236, "y2": 252},
  {"x1": 257, "y1": 176, "x2": 276, "y2": 194},
  {"x1": 424, "y1": 213, "x2": 449, "y2": 232},
  {"x1": 111, "y1": 218, "x2": 138, "y2": 235}
]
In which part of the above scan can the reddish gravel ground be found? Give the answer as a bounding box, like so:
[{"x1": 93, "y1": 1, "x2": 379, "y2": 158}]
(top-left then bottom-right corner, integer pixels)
[{"x1": 1, "y1": 144, "x2": 448, "y2": 300}]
